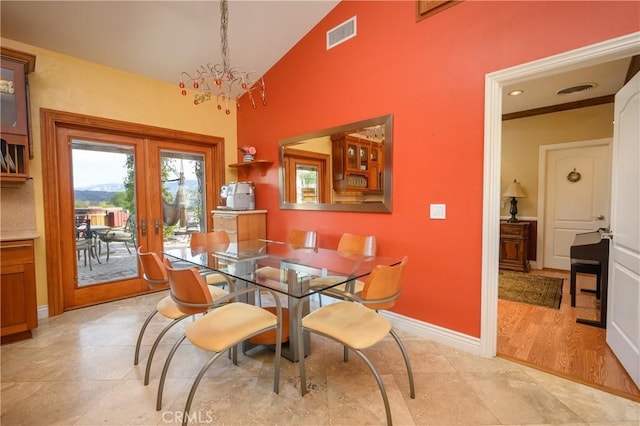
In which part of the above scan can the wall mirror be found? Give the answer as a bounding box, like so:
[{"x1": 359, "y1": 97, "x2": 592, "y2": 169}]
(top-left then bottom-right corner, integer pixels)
[{"x1": 279, "y1": 114, "x2": 392, "y2": 213}]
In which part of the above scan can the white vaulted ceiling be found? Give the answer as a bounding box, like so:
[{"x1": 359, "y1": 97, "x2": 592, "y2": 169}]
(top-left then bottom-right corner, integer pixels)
[{"x1": 1, "y1": 1, "x2": 634, "y2": 114}]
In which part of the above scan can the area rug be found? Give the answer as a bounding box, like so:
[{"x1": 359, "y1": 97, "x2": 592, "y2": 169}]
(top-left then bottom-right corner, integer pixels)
[{"x1": 498, "y1": 270, "x2": 563, "y2": 309}]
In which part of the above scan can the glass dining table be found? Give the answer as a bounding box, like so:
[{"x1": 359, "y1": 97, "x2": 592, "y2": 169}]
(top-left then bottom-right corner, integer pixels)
[{"x1": 162, "y1": 238, "x2": 402, "y2": 362}]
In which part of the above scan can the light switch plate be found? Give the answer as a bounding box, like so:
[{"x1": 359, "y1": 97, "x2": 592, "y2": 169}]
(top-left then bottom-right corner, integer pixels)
[{"x1": 430, "y1": 204, "x2": 446, "y2": 219}]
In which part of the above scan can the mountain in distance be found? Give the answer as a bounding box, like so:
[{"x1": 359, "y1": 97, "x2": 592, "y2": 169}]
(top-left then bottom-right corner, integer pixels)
[
  {"x1": 76, "y1": 179, "x2": 199, "y2": 192},
  {"x1": 76, "y1": 182, "x2": 126, "y2": 192},
  {"x1": 75, "y1": 179, "x2": 200, "y2": 204}
]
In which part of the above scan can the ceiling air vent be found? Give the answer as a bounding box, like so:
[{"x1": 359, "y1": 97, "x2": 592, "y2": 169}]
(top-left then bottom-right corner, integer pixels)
[
  {"x1": 556, "y1": 83, "x2": 597, "y2": 95},
  {"x1": 327, "y1": 16, "x2": 357, "y2": 50}
]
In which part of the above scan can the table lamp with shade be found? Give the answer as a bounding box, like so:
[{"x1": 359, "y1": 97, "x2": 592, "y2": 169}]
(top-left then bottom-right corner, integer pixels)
[{"x1": 503, "y1": 179, "x2": 526, "y2": 223}]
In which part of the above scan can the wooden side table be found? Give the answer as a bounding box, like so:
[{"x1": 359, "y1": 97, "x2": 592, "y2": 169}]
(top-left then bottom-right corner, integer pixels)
[{"x1": 499, "y1": 222, "x2": 530, "y2": 272}]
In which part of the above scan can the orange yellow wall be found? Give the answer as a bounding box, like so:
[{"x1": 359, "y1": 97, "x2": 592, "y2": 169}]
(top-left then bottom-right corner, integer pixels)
[
  {"x1": 237, "y1": 1, "x2": 640, "y2": 337},
  {"x1": 1, "y1": 37, "x2": 238, "y2": 306}
]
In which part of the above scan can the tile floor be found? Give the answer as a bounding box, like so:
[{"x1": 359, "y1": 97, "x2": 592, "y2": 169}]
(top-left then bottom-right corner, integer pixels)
[{"x1": 2, "y1": 292, "x2": 639, "y2": 425}]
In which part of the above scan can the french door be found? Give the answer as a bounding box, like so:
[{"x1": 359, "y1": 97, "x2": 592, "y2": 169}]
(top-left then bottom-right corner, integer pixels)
[
  {"x1": 282, "y1": 148, "x2": 330, "y2": 203},
  {"x1": 42, "y1": 110, "x2": 224, "y2": 314}
]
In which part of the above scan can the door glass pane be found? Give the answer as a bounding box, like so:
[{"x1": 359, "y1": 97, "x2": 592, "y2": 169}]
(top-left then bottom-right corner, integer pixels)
[
  {"x1": 347, "y1": 143, "x2": 357, "y2": 170},
  {"x1": 359, "y1": 146, "x2": 368, "y2": 171},
  {"x1": 296, "y1": 164, "x2": 319, "y2": 203},
  {"x1": 72, "y1": 140, "x2": 137, "y2": 287},
  {"x1": 161, "y1": 150, "x2": 206, "y2": 249},
  {"x1": 0, "y1": 66, "x2": 17, "y2": 128}
]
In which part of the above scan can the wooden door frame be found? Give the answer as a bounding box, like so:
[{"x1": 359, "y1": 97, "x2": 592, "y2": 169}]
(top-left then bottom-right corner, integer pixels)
[
  {"x1": 282, "y1": 147, "x2": 330, "y2": 203},
  {"x1": 481, "y1": 32, "x2": 639, "y2": 358},
  {"x1": 41, "y1": 109, "x2": 225, "y2": 316}
]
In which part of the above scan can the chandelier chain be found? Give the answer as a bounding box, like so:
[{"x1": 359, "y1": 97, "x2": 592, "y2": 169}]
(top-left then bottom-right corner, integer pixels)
[
  {"x1": 220, "y1": 0, "x2": 229, "y2": 72},
  {"x1": 178, "y1": 0, "x2": 266, "y2": 114}
]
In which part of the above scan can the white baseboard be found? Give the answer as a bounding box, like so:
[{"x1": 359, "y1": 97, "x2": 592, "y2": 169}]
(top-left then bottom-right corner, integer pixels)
[
  {"x1": 34, "y1": 301, "x2": 481, "y2": 356},
  {"x1": 380, "y1": 310, "x2": 482, "y2": 357},
  {"x1": 37, "y1": 305, "x2": 49, "y2": 320}
]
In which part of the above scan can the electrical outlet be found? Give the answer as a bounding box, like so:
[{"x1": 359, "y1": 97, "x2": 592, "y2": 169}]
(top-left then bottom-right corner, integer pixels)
[{"x1": 430, "y1": 204, "x2": 446, "y2": 219}]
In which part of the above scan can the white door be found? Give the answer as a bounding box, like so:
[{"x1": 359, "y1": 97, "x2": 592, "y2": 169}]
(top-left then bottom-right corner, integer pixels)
[
  {"x1": 543, "y1": 142, "x2": 611, "y2": 270},
  {"x1": 607, "y1": 72, "x2": 640, "y2": 388}
]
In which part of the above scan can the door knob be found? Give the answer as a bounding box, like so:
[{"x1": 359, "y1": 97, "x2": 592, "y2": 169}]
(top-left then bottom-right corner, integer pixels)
[{"x1": 594, "y1": 215, "x2": 605, "y2": 220}]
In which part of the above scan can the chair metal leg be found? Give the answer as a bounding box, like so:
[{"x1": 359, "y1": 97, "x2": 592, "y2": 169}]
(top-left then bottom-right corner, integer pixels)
[
  {"x1": 86, "y1": 247, "x2": 92, "y2": 270},
  {"x1": 301, "y1": 325, "x2": 394, "y2": 425},
  {"x1": 182, "y1": 351, "x2": 226, "y2": 426},
  {"x1": 389, "y1": 328, "x2": 415, "y2": 399},
  {"x1": 91, "y1": 244, "x2": 101, "y2": 264},
  {"x1": 134, "y1": 309, "x2": 159, "y2": 365},
  {"x1": 156, "y1": 334, "x2": 187, "y2": 411},
  {"x1": 231, "y1": 344, "x2": 238, "y2": 365},
  {"x1": 181, "y1": 317, "x2": 281, "y2": 426},
  {"x1": 144, "y1": 315, "x2": 189, "y2": 385},
  {"x1": 351, "y1": 348, "x2": 393, "y2": 426}
]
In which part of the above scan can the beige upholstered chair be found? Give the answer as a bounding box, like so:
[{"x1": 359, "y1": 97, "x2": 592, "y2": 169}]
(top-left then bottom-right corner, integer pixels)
[
  {"x1": 134, "y1": 247, "x2": 229, "y2": 386},
  {"x1": 156, "y1": 259, "x2": 283, "y2": 424},
  {"x1": 298, "y1": 256, "x2": 414, "y2": 426},
  {"x1": 189, "y1": 231, "x2": 233, "y2": 287},
  {"x1": 312, "y1": 232, "x2": 376, "y2": 306}
]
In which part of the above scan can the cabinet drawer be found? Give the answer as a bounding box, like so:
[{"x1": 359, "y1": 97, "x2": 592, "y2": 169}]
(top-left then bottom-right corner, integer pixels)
[
  {"x1": 211, "y1": 211, "x2": 266, "y2": 243},
  {"x1": 213, "y1": 214, "x2": 238, "y2": 232},
  {"x1": 500, "y1": 223, "x2": 528, "y2": 237},
  {"x1": 0, "y1": 240, "x2": 34, "y2": 266}
]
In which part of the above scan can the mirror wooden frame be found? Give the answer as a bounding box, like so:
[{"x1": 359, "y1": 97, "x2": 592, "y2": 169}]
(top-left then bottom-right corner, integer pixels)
[{"x1": 279, "y1": 114, "x2": 393, "y2": 213}]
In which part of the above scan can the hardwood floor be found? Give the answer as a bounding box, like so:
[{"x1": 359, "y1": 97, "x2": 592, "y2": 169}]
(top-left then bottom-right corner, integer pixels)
[{"x1": 497, "y1": 268, "x2": 640, "y2": 402}]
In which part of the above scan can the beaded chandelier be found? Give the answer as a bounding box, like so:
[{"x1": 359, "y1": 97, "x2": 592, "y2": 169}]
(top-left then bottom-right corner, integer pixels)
[{"x1": 179, "y1": 0, "x2": 266, "y2": 114}]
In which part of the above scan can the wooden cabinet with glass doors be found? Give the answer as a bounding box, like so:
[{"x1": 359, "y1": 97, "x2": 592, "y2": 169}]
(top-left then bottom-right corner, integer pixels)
[
  {"x1": 1, "y1": 48, "x2": 36, "y2": 184},
  {"x1": 332, "y1": 135, "x2": 382, "y2": 192}
]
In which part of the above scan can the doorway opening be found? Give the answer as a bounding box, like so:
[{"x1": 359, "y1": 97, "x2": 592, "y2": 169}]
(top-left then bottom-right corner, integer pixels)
[
  {"x1": 481, "y1": 30, "x2": 638, "y2": 355},
  {"x1": 481, "y1": 32, "x2": 640, "y2": 398}
]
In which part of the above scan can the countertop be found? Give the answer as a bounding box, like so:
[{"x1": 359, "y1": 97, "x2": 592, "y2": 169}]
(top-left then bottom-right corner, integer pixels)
[{"x1": 212, "y1": 209, "x2": 267, "y2": 214}]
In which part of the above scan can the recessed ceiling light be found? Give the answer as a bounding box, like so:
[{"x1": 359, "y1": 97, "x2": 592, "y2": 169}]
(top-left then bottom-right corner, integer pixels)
[
  {"x1": 508, "y1": 90, "x2": 524, "y2": 96},
  {"x1": 557, "y1": 82, "x2": 597, "y2": 95}
]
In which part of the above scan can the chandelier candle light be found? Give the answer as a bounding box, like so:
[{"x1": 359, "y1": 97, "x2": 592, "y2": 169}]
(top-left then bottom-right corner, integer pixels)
[{"x1": 179, "y1": 0, "x2": 266, "y2": 114}]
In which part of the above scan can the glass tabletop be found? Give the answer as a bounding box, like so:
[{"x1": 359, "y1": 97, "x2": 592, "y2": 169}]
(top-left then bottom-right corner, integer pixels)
[{"x1": 162, "y1": 239, "x2": 401, "y2": 299}]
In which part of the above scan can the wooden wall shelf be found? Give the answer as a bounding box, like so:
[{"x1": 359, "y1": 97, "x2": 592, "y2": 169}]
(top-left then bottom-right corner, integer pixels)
[{"x1": 228, "y1": 160, "x2": 273, "y2": 178}]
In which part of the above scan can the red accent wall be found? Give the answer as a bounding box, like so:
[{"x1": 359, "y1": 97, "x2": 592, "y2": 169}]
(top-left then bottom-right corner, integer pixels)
[{"x1": 237, "y1": 1, "x2": 640, "y2": 337}]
